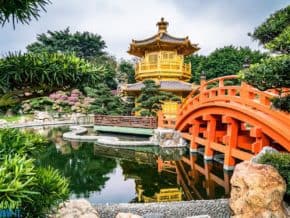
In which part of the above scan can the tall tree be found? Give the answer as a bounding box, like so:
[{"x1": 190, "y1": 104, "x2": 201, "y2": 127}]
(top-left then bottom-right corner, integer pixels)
[
  {"x1": 250, "y1": 5, "x2": 290, "y2": 48},
  {"x1": 240, "y1": 5, "x2": 290, "y2": 112},
  {"x1": 188, "y1": 46, "x2": 267, "y2": 83},
  {"x1": 0, "y1": 0, "x2": 50, "y2": 27},
  {"x1": 134, "y1": 80, "x2": 180, "y2": 117},
  {"x1": 185, "y1": 54, "x2": 206, "y2": 83},
  {"x1": 27, "y1": 27, "x2": 107, "y2": 61},
  {"x1": 117, "y1": 60, "x2": 136, "y2": 84}
]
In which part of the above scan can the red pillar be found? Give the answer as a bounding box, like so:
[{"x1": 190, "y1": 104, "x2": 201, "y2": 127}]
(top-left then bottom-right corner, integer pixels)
[
  {"x1": 190, "y1": 120, "x2": 201, "y2": 152},
  {"x1": 203, "y1": 115, "x2": 216, "y2": 160},
  {"x1": 223, "y1": 116, "x2": 239, "y2": 170}
]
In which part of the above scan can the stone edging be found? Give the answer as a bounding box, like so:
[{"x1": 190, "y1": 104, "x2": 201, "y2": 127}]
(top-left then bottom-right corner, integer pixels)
[
  {"x1": 94, "y1": 199, "x2": 231, "y2": 218},
  {"x1": 0, "y1": 120, "x2": 75, "y2": 129},
  {"x1": 63, "y1": 125, "x2": 158, "y2": 146}
]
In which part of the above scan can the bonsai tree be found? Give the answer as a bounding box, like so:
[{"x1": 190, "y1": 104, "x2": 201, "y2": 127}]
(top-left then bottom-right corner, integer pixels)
[{"x1": 134, "y1": 80, "x2": 180, "y2": 116}]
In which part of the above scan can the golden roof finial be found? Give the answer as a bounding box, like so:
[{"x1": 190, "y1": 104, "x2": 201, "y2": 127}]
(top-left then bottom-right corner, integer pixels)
[{"x1": 157, "y1": 17, "x2": 168, "y2": 33}]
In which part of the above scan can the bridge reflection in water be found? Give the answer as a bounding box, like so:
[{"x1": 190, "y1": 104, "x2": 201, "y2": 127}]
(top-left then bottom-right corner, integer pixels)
[
  {"x1": 93, "y1": 145, "x2": 231, "y2": 202},
  {"x1": 156, "y1": 154, "x2": 232, "y2": 201}
]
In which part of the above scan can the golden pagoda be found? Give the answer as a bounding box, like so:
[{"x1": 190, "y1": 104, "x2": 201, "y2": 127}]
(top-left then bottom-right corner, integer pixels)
[{"x1": 123, "y1": 18, "x2": 200, "y2": 116}]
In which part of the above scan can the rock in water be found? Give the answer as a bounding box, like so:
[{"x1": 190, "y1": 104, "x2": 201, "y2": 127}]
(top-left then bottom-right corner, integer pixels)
[
  {"x1": 230, "y1": 161, "x2": 288, "y2": 218},
  {"x1": 151, "y1": 128, "x2": 187, "y2": 147}
]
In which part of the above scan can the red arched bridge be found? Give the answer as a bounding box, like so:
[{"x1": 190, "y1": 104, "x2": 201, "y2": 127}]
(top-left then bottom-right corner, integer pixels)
[{"x1": 158, "y1": 75, "x2": 290, "y2": 169}]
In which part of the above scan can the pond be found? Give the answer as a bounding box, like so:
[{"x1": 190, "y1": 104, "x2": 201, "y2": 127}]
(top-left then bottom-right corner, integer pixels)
[{"x1": 28, "y1": 126, "x2": 232, "y2": 204}]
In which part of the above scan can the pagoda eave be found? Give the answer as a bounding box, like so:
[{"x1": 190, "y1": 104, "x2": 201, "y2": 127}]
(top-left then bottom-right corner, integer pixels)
[{"x1": 128, "y1": 42, "x2": 200, "y2": 57}]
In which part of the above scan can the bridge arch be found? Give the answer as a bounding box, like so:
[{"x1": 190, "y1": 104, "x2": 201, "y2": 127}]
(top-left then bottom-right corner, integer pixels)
[{"x1": 159, "y1": 75, "x2": 290, "y2": 169}]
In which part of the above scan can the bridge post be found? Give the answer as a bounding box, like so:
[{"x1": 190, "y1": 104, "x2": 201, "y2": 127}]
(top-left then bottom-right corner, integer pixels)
[
  {"x1": 203, "y1": 115, "x2": 216, "y2": 160},
  {"x1": 190, "y1": 120, "x2": 201, "y2": 152},
  {"x1": 223, "y1": 116, "x2": 239, "y2": 170}
]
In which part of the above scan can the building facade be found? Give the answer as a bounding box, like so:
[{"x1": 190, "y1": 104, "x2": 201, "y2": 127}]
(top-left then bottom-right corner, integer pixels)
[{"x1": 123, "y1": 18, "x2": 199, "y2": 117}]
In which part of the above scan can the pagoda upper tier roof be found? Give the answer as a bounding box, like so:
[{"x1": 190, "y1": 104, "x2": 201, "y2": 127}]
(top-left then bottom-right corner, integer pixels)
[{"x1": 128, "y1": 18, "x2": 200, "y2": 57}]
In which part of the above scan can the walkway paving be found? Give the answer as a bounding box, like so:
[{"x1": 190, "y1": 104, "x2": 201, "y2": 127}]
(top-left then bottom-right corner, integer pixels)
[{"x1": 94, "y1": 199, "x2": 231, "y2": 218}]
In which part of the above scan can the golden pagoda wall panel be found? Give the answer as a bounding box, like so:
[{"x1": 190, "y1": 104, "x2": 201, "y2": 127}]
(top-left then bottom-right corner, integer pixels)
[{"x1": 124, "y1": 18, "x2": 200, "y2": 117}]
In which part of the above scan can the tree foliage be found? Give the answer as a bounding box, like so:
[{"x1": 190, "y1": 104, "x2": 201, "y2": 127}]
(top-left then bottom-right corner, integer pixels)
[
  {"x1": 265, "y1": 25, "x2": 290, "y2": 54},
  {"x1": 0, "y1": 0, "x2": 50, "y2": 27},
  {"x1": 26, "y1": 27, "x2": 107, "y2": 61},
  {"x1": 134, "y1": 80, "x2": 180, "y2": 116},
  {"x1": 84, "y1": 85, "x2": 126, "y2": 115},
  {"x1": 0, "y1": 52, "x2": 106, "y2": 101},
  {"x1": 185, "y1": 54, "x2": 206, "y2": 83},
  {"x1": 186, "y1": 46, "x2": 266, "y2": 83},
  {"x1": 240, "y1": 55, "x2": 290, "y2": 91},
  {"x1": 117, "y1": 60, "x2": 136, "y2": 84},
  {"x1": 26, "y1": 28, "x2": 118, "y2": 89},
  {"x1": 251, "y1": 5, "x2": 290, "y2": 45},
  {"x1": 241, "y1": 5, "x2": 290, "y2": 112}
]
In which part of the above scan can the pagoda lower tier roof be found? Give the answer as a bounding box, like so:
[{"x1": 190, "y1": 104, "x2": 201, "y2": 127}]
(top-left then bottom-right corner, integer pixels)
[{"x1": 122, "y1": 80, "x2": 196, "y2": 92}]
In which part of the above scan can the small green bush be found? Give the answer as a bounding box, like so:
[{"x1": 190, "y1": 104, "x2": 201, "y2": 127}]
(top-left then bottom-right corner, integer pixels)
[
  {"x1": 0, "y1": 128, "x2": 69, "y2": 217},
  {"x1": 0, "y1": 128, "x2": 48, "y2": 158},
  {"x1": 24, "y1": 167, "x2": 69, "y2": 217},
  {"x1": 258, "y1": 152, "x2": 290, "y2": 196},
  {"x1": 0, "y1": 155, "x2": 37, "y2": 209}
]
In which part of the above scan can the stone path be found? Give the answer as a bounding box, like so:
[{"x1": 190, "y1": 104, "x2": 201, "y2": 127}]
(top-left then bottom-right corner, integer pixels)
[{"x1": 94, "y1": 199, "x2": 231, "y2": 218}]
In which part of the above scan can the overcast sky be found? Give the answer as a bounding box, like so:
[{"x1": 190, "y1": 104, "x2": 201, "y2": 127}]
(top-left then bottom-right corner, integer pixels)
[{"x1": 1, "y1": 0, "x2": 289, "y2": 59}]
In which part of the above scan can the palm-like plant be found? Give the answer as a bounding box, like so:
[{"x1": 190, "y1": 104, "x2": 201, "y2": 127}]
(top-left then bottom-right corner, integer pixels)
[
  {"x1": 0, "y1": 93, "x2": 18, "y2": 108},
  {"x1": 0, "y1": 52, "x2": 106, "y2": 101},
  {"x1": 0, "y1": 0, "x2": 51, "y2": 28},
  {"x1": 0, "y1": 154, "x2": 37, "y2": 209}
]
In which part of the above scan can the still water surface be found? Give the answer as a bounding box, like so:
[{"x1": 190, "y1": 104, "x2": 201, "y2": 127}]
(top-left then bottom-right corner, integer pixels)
[{"x1": 29, "y1": 126, "x2": 232, "y2": 204}]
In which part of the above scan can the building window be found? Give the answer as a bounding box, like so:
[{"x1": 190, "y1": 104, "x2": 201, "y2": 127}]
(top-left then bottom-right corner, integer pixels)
[{"x1": 148, "y1": 54, "x2": 158, "y2": 64}]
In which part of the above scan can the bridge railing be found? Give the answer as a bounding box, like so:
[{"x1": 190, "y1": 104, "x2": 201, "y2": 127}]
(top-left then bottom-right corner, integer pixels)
[
  {"x1": 94, "y1": 115, "x2": 157, "y2": 129},
  {"x1": 158, "y1": 75, "x2": 289, "y2": 129},
  {"x1": 177, "y1": 75, "x2": 289, "y2": 123},
  {"x1": 157, "y1": 111, "x2": 176, "y2": 129}
]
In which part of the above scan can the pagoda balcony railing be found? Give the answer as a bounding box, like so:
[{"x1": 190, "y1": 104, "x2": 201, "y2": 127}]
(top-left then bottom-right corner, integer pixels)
[{"x1": 135, "y1": 61, "x2": 191, "y2": 81}]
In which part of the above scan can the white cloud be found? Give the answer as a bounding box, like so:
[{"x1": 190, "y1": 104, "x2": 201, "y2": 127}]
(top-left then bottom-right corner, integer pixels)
[{"x1": 0, "y1": 0, "x2": 289, "y2": 59}]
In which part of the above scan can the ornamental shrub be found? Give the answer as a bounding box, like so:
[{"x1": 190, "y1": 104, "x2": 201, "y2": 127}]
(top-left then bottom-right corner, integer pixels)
[
  {"x1": 0, "y1": 128, "x2": 48, "y2": 158},
  {"x1": 0, "y1": 129, "x2": 69, "y2": 217},
  {"x1": 258, "y1": 152, "x2": 290, "y2": 198}
]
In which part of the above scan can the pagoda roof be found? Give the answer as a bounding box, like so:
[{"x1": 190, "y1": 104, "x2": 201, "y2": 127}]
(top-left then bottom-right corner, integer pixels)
[
  {"x1": 122, "y1": 80, "x2": 196, "y2": 92},
  {"x1": 128, "y1": 18, "x2": 200, "y2": 57}
]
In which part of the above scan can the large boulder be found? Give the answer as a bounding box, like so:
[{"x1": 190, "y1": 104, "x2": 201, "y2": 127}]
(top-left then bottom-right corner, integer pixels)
[
  {"x1": 53, "y1": 199, "x2": 99, "y2": 218},
  {"x1": 230, "y1": 161, "x2": 288, "y2": 218}
]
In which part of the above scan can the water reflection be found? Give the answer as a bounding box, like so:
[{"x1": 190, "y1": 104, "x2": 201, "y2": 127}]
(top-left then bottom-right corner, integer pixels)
[
  {"x1": 29, "y1": 126, "x2": 232, "y2": 204},
  {"x1": 157, "y1": 154, "x2": 232, "y2": 200}
]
